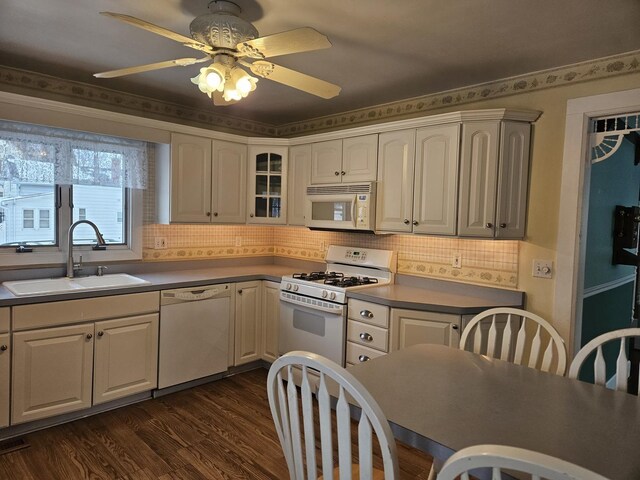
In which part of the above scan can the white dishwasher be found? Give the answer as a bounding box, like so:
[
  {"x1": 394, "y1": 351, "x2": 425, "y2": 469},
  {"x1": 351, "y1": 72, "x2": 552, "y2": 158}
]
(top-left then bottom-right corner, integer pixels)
[{"x1": 159, "y1": 284, "x2": 231, "y2": 389}]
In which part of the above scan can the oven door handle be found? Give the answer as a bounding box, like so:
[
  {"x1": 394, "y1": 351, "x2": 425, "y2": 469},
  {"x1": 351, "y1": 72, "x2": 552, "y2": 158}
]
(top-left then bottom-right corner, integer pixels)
[{"x1": 280, "y1": 293, "x2": 344, "y2": 315}]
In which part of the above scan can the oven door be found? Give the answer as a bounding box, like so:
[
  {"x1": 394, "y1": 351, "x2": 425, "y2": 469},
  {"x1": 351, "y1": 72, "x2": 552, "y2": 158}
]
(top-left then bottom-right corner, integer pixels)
[{"x1": 279, "y1": 294, "x2": 346, "y2": 366}]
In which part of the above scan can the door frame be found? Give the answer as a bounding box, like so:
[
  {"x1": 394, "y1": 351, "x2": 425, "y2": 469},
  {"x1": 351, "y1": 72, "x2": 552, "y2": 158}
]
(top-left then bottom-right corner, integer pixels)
[{"x1": 554, "y1": 87, "x2": 640, "y2": 356}]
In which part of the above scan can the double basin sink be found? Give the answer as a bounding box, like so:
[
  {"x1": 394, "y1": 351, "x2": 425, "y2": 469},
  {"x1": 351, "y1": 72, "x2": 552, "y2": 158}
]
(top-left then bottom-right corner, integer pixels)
[{"x1": 3, "y1": 274, "x2": 151, "y2": 297}]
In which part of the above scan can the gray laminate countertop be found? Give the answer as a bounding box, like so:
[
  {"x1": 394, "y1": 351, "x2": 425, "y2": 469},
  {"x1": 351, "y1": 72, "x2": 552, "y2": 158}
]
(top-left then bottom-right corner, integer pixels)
[
  {"x1": 0, "y1": 265, "x2": 522, "y2": 314},
  {"x1": 348, "y1": 284, "x2": 523, "y2": 314}
]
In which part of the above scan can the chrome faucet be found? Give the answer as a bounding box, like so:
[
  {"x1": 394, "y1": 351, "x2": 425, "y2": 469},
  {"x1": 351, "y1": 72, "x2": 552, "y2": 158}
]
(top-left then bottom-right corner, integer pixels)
[{"x1": 67, "y1": 220, "x2": 106, "y2": 278}]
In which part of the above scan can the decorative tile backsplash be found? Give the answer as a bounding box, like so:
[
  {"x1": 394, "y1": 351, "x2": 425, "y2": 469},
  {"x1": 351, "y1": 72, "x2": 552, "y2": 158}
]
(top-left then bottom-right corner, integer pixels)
[{"x1": 142, "y1": 224, "x2": 518, "y2": 288}]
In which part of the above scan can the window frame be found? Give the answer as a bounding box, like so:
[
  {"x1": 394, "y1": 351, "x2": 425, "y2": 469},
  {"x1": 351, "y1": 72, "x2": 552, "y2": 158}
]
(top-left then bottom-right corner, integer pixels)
[
  {"x1": 39, "y1": 209, "x2": 50, "y2": 229},
  {"x1": 0, "y1": 185, "x2": 142, "y2": 267}
]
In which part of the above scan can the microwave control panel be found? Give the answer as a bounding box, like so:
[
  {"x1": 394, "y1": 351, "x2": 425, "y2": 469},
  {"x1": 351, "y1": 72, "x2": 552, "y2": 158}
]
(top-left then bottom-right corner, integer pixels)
[{"x1": 356, "y1": 194, "x2": 370, "y2": 229}]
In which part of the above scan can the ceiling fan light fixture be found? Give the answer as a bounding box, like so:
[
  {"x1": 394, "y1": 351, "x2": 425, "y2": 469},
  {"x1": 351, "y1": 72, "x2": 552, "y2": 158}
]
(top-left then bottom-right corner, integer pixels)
[
  {"x1": 191, "y1": 64, "x2": 227, "y2": 96},
  {"x1": 230, "y1": 67, "x2": 258, "y2": 97}
]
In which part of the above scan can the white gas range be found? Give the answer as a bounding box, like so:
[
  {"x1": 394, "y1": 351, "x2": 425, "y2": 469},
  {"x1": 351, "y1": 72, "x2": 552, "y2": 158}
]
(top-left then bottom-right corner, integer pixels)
[{"x1": 278, "y1": 245, "x2": 396, "y2": 366}]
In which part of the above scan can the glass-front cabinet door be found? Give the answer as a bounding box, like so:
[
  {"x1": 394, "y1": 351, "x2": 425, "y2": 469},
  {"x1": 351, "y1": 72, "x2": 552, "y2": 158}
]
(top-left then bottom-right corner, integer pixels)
[{"x1": 247, "y1": 145, "x2": 288, "y2": 224}]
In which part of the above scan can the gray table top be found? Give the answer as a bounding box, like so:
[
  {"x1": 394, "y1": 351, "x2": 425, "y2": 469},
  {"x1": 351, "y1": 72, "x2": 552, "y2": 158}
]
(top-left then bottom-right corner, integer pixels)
[{"x1": 349, "y1": 344, "x2": 640, "y2": 480}]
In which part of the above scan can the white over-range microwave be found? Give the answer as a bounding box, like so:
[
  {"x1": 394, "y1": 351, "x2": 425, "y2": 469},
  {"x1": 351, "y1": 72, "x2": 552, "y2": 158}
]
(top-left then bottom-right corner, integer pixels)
[{"x1": 305, "y1": 182, "x2": 376, "y2": 232}]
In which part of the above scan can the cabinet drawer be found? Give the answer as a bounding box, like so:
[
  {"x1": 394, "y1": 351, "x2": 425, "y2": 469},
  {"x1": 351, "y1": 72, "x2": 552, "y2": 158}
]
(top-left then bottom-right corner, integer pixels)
[
  {"x1": 348, "y1": 299, "x2": 389, "y2": 328},
  {"x1": 346, "y1": 342, "x2": 385, "y2": 365},
  {"x1": 347, "y1": 320, "x2": 388, "y2": 352}
]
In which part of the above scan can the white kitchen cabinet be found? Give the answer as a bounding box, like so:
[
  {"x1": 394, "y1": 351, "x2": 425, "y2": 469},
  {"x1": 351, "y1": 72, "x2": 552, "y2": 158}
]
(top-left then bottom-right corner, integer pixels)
[
  {"x1": 288, "y1": 144, "x2": 311, "y2": 226},
  {"x1": 12, "y1": 323, "x2": 95, "y2": 425},
  {"x1": 458, "y1": 121, "x2": 531, "y2": 238},
  {"x1": 375, "y1": 129, "x2": 416, "y2": 233},
  {"x1": 342, "y1": 135, "x2": 378, "y2": 182},
  {"x1": 234, "y1": 280, "x2": 262, "y2": 365},
  {"x1": 261, "y1": 281, "x2": 280, "y2": 363},
  {"x1": 168, "y1": 133, "x2": 213, "y2": 223},
  {"x1": 390, "y1": 309, "x2": 461, "y2": 351},
  {"x1": 0, "y1": 308, "x2": 8, "y2": 428},
  {"x1": 158, "y1": 134, "x2": 247, "y2": 224},
  {"x1": 413, "y1": 124, "x2": 460, "y2": 235},
  {"x1": 212, "y1": 140, "x2": 247, "y2": 223},
  {"x1": 311, "y1": 139, "x2": 343, "y2": 184},
  {"x1": 310, "y1": 135, "x2": 378, "y2": 184},
  {"x1": 93, "y1": 314, "x2": 158, "y2": 405},
  {"x1": 247, "y1": 146, "x2": 288, "y2": 224}
]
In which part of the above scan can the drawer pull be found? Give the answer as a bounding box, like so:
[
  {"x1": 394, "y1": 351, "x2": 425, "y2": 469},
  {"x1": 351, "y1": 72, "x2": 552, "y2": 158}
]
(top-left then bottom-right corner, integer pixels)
[
  {"x1": 358, "y1": 354, "x2": 370, "y2": 363},
  {"x1": 359, "y1": 332, "x2": 373, "y2": 342},
  {"x1": 360, "y1": 310, "x2": 374, "y2": 319},
  {"x1": 0, "y1": 345, "x2": 7, "y2": 352}
]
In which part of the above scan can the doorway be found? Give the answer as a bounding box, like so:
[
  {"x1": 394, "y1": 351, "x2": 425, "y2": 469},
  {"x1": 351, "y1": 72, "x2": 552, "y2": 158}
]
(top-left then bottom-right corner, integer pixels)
[{"x1": 578, "y1": 116, "x2": 640, "y2": 382}]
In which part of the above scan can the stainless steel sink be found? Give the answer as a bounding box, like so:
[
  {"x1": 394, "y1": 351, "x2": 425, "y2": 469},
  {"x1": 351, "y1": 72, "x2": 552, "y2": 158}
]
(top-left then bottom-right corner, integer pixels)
[{"x1": 3, "y1": 274, "x2": 151, "y2": 297}]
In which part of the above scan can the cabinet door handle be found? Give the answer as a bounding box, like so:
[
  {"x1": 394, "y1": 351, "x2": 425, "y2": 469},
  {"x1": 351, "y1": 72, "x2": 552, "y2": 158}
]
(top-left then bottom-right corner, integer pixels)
[
  {"x1": 412, "y1": 220, "x2": 418, "y2": 226},
  {"x1": 341, "y1": 171, "x2": 346, "y2": 176},
  {"x1": 206, "y1": 212, "x2": 211, "y2": 217},
  {"x1": 359, "y1": 332, "x2": 373, "y2": 342},
  {"x1": 360, "y1": 310, "x2": 374, "y2": 319},
  {"x1": 500, "y1": 223, "x2": 507, "y2": 228},
  {"x1": 0, "y1": 345, "x2": 7, "y2": 352},
  {"x1": 238, "y1": 289, "x2": 243, "y2": 295},
  {"x1": 358, "y1": 355, "x2": 370, "y2": 362},
  {"x1": 214, "y1": 212, "x2": 218, "y2": 217},
  {"x1": 97, "y1": 331, "x2": 104, "y2": 337},
  {"x1": 249, "y1": 213, "x2": 254, "y2": 218},
  {"x1": 486, "y1": 222, "x2": 493, "y2": 228},
  {"x1": 403, "y1": 219, "x2": 410, "y2": 225},
  {"x1": 86, "y1": 334, "x2": 93, "y2": 340},
  {"x1": 452, "y1": 324, "x2": 459, "y2": 330},
  {"x1": 334, "y1": 171, "x2": 340, "y2": 176}
]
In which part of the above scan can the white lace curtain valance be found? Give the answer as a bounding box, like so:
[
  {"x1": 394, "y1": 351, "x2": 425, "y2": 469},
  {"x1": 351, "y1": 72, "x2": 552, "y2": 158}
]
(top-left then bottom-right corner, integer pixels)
[{"x1": 0, "y1": 120, "x2": 149, "y2": 189}]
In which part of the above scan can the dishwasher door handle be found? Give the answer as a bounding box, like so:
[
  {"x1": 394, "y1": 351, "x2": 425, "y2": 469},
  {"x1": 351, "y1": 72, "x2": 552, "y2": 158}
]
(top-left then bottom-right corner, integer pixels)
[{"x1": 173, "y1": 289, "x2": 219, "y2": 301}]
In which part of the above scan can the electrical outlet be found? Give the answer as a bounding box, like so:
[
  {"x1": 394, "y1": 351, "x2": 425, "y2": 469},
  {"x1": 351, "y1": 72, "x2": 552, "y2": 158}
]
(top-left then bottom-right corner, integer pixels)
[
  {"x1": 235, "y1": 236, "x2": 242, "y2": 247},
  {"x1": 153, "y1": 237, "x2": 167, "y2": 250},
  {"x1": 452, "y1": 252, "x2": 462, "y2": 269},
  {"x1": 532, "y1": 259, "x2": 553, "y2": 279},
  {"x1": 319, "y1": 240, "x2": 326, "y2": 251}
]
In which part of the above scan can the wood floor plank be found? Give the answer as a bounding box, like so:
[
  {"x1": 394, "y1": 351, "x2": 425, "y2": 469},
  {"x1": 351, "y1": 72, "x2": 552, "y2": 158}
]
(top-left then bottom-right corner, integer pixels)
[{"x1": 0, "y1": 368, "x2": 433, "y2": 479}]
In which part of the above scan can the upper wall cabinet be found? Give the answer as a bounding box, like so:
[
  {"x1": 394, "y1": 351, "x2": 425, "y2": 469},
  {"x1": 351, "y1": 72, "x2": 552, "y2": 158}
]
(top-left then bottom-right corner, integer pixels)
[
  {"x1": 247, "y1": 146, "x2": 288, "y2": 224},
  {"x1": 288, "y1": 144, "x2": 311, "y2": 226},
  {"x1": 157, "y1": 133, "x2": 247, "y2": 224},
  {"x1": 458, "y1": 121, "x2": 531, "y2": 238},
  {"x1": 376, "y1": 125, "x2": 459, "y2": 235},
  {"x1": 310, "y1": 135, "x2": 378, "y2": 184}
]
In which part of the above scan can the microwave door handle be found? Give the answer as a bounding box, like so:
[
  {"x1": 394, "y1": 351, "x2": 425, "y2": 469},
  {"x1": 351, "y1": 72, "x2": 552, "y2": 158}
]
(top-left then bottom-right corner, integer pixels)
[{"x1": 351, "y1": 195, "x2": 357, "y2": 228}]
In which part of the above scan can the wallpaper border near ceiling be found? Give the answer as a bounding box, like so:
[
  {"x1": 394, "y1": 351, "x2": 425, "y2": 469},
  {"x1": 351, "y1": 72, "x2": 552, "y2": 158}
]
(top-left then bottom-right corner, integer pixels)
[
  {"x1": 0, "y1": 49, "x2": 639, "y2": 137},
  {"x1": 0, "y1": 65, "x2": 276, "y2": 137},
  {"x1": 278, "y1": 49, "x2": 640, "y2": 136}
]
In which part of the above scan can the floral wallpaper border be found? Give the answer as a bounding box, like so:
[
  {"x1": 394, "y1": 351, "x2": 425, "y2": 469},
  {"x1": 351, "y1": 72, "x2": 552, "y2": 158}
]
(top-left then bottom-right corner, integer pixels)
[
  {"x1": 278, "y1": 49, "x2": 640, "y2": 136},
  {"x1": 1, "y1": 49, "x2": 639, "y2": 137},
  {"x1": 142, "y1": 245, "x2": 274, "y2": 261},
  {"x1": 0, "y1": 65, "x2": 276, "y2": 137}
]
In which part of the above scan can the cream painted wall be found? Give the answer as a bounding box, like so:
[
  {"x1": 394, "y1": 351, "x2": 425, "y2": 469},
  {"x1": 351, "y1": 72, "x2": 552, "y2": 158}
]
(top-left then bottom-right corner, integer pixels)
[{"x1": 411, "y1": 73, "x2": 640, "y2": 324}]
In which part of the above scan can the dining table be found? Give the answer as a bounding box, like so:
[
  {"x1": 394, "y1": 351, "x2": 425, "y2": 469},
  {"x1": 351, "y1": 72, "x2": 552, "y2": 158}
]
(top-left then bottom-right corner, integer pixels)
[{"x1": 348, "y1": 344, "x2": 640, "y2": 480}]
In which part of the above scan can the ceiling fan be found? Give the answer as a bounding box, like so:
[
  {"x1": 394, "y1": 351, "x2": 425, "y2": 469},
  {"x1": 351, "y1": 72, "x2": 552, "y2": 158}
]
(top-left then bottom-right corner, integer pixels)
[{"x1": 94, "y1": 1, "x2": 341, "y2": 106}]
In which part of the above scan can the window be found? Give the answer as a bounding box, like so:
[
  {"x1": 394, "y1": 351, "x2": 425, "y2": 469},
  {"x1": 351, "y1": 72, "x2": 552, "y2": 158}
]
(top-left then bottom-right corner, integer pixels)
[
  {"x1": 39, "y1": 209, "x2": 50, "y2": 229},
  {"x1": 0, "y1": 120, "x2": 148, "y2": 265},
  {"x1": 23, "y1": 209, "x2": 34, "y2": 229}
]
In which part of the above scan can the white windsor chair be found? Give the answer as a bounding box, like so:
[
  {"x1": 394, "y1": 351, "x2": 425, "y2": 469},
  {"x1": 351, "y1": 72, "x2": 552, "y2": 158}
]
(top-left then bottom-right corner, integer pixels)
[
  {"x1": 437, "y1": 444, "x2": 609, "y2": 480},
  {"x1": 267, "y1": 351, "x2": 399, "y2": 480},
  {"x1": 568, "y1": 327, "x2": 640, "y2": 394},
  {"x1": 459, "y1": 307, "x2": 567, "y2": 375}
]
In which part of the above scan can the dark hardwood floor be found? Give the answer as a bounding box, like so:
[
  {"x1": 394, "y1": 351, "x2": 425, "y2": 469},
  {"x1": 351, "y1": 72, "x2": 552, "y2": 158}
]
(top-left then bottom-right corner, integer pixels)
[{"x1": 0, "y1": 369, "x2": 433, "y2": 479}]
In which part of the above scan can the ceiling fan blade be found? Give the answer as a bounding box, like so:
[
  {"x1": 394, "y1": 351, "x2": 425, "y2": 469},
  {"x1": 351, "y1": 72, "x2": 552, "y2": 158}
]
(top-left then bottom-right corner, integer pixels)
[
  {"x1": 100, "y1": 12, "x2": 214, "y2": 53},
  {"x1": 94, "y1": 57, "x2": 209, "y2": 78},
  {"x1": 243, "y1": 60, "x2": 341, "y2": 99},
  {"x1": 212, "y1": 91, "x2": 238, "y2": 106},
  {"x1": 237, "y1": 27, "x2": 331, "y2": 59}
]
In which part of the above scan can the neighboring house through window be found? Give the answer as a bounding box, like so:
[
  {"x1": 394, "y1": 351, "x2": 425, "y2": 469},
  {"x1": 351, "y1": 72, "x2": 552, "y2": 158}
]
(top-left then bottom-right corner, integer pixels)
[
  {"x1": 39, "y1": 209, "x2": 50, "y2": 229},
  {"x1": 78, "y1": 208, "x2": 87, "y2": 221}
]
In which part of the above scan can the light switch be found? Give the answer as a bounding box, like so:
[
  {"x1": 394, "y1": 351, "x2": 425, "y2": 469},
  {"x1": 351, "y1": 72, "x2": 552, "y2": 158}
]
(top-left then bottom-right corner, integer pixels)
[{"x1": 532, "y1": 259, "x2": 553, "y2": 279}]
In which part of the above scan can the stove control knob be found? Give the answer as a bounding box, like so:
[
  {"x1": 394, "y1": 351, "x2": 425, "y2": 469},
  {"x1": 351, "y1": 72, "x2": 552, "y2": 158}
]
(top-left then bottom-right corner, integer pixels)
[
  {"x1": 329, "y1": 292, "x2": 336, "y2": 300},
  {"x1": 293, "y1": 285, "x2": 299, "y2": 292},
  {"x1": 286, "y1": 283, "x2": 292, "y2": 290},
  {"x1": 322, "y1": 290, "x2": 328, "y2": 298}
]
